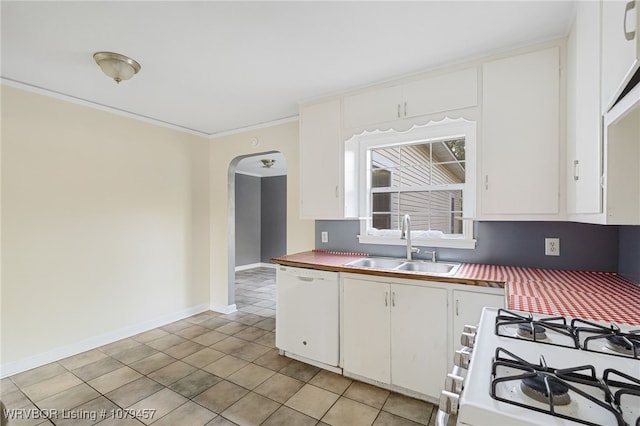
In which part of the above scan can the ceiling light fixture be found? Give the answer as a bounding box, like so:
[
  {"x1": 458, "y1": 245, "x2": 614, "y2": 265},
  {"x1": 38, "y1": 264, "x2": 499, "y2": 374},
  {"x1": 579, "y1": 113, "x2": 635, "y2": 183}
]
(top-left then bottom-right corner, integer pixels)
[
  {"x1": 261, "y1": 159, "x2": 276, "y2": 168},
  {"x1": 93, "y1": 52, "x2": 141, "y2": 84}
]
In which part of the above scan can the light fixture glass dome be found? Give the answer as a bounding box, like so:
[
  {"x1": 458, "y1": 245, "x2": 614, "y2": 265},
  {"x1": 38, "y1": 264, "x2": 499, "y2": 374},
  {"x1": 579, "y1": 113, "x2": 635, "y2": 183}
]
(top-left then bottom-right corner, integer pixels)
[{"x1": 93, "y1": 52, "x2": 141, "y2": 84}]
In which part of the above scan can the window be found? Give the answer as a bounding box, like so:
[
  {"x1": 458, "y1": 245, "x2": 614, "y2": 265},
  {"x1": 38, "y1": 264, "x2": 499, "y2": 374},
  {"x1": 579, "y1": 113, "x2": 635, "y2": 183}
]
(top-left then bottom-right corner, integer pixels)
[{"x1": 346, "y1": 118, "x2": 476, "y2": 249}]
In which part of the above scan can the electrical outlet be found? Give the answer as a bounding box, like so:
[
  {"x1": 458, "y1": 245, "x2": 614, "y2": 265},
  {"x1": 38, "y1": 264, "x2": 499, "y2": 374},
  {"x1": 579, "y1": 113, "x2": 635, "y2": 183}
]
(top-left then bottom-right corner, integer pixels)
[
  {"x1": 321, "y1": 231, "x2": 329, "y2": 243},
  {"x1": 545, "y1": 238, "x2": 560, "y2": 256}
]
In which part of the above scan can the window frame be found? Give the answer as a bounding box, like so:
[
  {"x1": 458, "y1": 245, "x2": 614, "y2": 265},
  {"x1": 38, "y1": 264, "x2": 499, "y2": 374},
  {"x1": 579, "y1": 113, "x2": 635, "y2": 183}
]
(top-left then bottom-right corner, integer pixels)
[{"x1": 353, "y1": 118, "x2": 477, "y2": 249}]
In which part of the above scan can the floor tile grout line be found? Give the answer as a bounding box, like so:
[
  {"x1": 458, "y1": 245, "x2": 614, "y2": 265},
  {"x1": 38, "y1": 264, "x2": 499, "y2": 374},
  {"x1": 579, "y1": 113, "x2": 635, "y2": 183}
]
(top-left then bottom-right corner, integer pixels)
[{"x1": 6, "y1": 267, "x2": 433, "y2": 426}]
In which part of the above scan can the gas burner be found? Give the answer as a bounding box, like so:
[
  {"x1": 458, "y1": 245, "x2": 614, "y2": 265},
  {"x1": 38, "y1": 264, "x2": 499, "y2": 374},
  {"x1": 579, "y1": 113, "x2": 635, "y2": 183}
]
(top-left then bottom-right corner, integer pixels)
[
  {"x1": 520, "y1": 374, "x2": 571, "y2": 405},
  {"x1": 490, "y1": 347, "x2": 628, "y2": 426},
  {"x1": 605, "y1": 334, "x2": 640, "y2": 355},
  {"x1": 495, "y1": 309, "x2": 577, "y2": 348},
  {"x1": 517, "y1": 322, "x2": 548, "y2": 340},
  {"x1": 572, "y1": 318, "x2": 640, "y2": 359}
]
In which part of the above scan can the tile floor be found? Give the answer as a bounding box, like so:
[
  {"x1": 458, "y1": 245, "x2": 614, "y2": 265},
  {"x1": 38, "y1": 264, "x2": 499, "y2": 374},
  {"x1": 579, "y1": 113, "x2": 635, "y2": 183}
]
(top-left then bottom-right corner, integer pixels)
[{"x1": 1, "y1": 267, "x2": 437, "y2": 426}]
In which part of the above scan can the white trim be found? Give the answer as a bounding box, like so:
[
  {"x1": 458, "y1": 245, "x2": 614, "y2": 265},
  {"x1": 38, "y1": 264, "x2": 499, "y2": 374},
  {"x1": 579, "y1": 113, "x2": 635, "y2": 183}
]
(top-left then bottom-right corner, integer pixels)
[
  {"x1": 235, "y1": 262, "x2": 277, "y2": 272},
  {"x1": 348, "y1": 118, "x2": 477, "y2": 247},
  {"x1": 210, "y1": 302, "x2": 237, "y2": 315},
  {"x1": 357, "y1": 234, "x2": 477, "y2": 249},
  {"x1": 208, "y1": 116, "x2": 298, "y2": 139},
  {"x1": 0, "y1": 304, "x2": 210, "y2": 378},
  {"x1": 1, "y1": 78, "x2": 209, "y2": 137},
  {"x1": 235, "y1": 170, "x2": 287, "y2": 178},
  {"x1": 1, "y1": 78, "x2": 298, "y2": 138}
]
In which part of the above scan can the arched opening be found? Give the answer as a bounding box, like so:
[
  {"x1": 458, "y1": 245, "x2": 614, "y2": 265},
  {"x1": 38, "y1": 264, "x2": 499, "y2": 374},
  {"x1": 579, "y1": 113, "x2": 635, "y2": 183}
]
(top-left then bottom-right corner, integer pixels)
[{"x1": 227, "y1": 151, "x2": 287, "y2": 309}]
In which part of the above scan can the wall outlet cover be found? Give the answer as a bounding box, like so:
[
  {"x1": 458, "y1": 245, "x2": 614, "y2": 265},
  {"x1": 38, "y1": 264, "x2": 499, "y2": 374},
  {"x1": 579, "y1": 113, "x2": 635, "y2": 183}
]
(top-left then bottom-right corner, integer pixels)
[
  {"x1": 545, "y1": 237, "x2": 560, "y2": 256},
  {"x1": 321, "y1": 231, "x2": 328, "y2": 243}
]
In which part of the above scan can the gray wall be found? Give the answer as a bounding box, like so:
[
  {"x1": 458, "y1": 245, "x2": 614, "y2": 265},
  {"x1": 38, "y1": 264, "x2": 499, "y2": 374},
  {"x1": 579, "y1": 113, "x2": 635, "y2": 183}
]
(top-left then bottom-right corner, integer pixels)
[
  {"x1": 235, "y1": 173, "x2": 287, "y2": 267},
  {"x1": 315, "y1": 220, "x2": 621, "y2": 272},
  {"x1": 261, "y1": 175, "x2": 287, "y2": 263},
  {"x1": 618, "y1": 225, "x2": 640, "y2": 283},
  {"x1": 235, "y1": 174, "x2": 262, "y2": 266}
]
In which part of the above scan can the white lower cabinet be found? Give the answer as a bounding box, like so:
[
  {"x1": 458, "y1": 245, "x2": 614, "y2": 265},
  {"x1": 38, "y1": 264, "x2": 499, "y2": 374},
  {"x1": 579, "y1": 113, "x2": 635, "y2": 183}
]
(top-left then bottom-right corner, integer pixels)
[
  {"x1": 452, "y1": 289, "x2": 504, "y2": 353},
  {"x1": 342, "y1": 276, "x2": 448, "y2": 400}
]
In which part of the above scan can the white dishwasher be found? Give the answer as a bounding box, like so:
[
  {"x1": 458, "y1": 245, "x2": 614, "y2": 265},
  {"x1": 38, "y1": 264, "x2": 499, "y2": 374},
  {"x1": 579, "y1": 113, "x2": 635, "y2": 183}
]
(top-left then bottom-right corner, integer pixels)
[{"x1": 275, "y1": 265, "x2": 339, "y2": 367}]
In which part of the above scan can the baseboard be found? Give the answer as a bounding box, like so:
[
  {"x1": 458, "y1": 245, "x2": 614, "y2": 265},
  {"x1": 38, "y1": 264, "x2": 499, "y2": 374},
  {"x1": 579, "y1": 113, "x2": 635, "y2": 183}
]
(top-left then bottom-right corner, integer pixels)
[
  {"x1": 234, "y1": 262, "x2": 276, "y2": 272},
  {"x1": 279, "y1": 350, "x2": 342, "y2": 375},
  {"x1": 210, "y1": 302, "x2": 237, "y2": 314},
  {"x1": 0, "y1": 303, "x2": 210, "y2": 379}
]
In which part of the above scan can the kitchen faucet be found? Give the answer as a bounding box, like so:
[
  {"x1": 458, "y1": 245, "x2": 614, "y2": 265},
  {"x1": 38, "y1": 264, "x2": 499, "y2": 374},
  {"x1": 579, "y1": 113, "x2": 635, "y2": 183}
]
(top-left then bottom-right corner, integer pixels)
[
  {"x1": 423, "y1": 250, "x2": 437, "y2": 263},
  {"x1": 400, "y1": 214, "x2": 420, "y2": 260}
]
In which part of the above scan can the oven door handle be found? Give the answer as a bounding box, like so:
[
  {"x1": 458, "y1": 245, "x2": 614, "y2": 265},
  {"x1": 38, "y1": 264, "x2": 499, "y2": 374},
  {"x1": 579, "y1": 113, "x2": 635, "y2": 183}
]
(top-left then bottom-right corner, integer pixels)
[{"x1": 435, "y1": 409, "x2": 451, "y2": 426}]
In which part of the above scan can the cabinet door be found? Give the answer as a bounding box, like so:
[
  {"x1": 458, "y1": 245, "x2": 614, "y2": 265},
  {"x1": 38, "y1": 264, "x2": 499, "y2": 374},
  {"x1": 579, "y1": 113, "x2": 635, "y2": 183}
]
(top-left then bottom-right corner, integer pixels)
[
  {"x1": 481, "y1": 47, "x2": 560, "y2": 216},
  {"x1": 452, "y1": 290, "x2": 504, "y2": 341},
  {"x1": 601, "y1": 0, "x2": 640, "y2": 112},
  {"x1": 403, "y1": 68, "x2": 478, "y2": 119},
  {"x1": 299, "y1": 99, "x2": 343, "y2": 219},
  {"x1": 343, "y1": 85, "x2": 403, "y2": 129},
  {"x1": 568, "y1": 1, "x2": 603, "y2": 216},
  {"x1": 390, "y1": 284, "x2": 448, "y2": 399},
  {"x1": 342, "y1": 277, "x2": 391, "y2": 383}
]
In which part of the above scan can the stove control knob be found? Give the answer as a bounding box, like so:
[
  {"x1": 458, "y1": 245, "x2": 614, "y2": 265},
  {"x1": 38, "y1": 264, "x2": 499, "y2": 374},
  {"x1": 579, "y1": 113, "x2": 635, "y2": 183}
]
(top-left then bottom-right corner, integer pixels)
[
  {"x1": 460, "y1": 331, "x2": 476, "y2": 348},
  {"x1": 439, "y1": 390, "x2": 459, "y2": 415},
  {"x1": 454, "y1": 347, "x2": 472, "y2": 369},
  {"x1": 462, "y1": 325, "x2": 477, "y2": 334},
  {"x1": 444, "y1": 373, "x2": 464, "y2": 393}
]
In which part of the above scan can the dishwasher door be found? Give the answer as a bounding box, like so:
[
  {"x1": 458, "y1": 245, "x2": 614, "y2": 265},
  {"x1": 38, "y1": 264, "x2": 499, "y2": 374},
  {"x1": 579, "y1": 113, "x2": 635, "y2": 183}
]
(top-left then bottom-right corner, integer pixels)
[{"x1": 275, "y1": 266, "x2": 339, "y2": 366}]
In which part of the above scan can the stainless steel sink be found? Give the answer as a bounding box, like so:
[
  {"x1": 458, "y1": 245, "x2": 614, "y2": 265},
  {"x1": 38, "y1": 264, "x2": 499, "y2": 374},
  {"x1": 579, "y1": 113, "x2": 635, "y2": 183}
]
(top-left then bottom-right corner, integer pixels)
[
  {"x1": 395, "y1": 261, "x2": 460, "y2": 275},
  {"x1": 345, "y1": 257, "x2": 407, "y2": 269},
  {"x1": 344, "y1": 257, "x2": 461, "y2": 276}
]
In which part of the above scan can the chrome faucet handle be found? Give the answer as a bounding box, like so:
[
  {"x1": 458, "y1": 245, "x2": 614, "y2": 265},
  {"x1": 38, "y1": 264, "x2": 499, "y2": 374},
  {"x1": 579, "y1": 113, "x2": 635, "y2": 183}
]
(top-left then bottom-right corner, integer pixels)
[{"x1": 412, "y1": 247, "x2": 420, "y2": 254}]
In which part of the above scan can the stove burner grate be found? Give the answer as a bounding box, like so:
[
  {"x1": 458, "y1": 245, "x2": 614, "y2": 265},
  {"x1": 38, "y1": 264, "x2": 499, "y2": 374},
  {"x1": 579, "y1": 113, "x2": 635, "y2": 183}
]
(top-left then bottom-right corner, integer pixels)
[
  {"x1": 517, "y1": 322, "x2": 548, "y2": 340},
  {"x1": 490, "y1": 347, "x2": 627, "y2": 426},
  {"x1": 495, "y1": 309, "x2": 577, "y2": 348},
  {"x1": 572, "y1": 318, "x2": 640, "y2": 359},
  {"x1": 605, "y1": 335, "x2": 640, "y2": 356}
]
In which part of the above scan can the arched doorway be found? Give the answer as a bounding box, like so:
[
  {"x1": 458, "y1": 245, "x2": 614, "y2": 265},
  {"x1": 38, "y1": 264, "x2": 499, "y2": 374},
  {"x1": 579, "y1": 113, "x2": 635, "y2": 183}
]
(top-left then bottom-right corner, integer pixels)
[{"x1": 227, "y1": 151, "x2": 287, "y2": 307}]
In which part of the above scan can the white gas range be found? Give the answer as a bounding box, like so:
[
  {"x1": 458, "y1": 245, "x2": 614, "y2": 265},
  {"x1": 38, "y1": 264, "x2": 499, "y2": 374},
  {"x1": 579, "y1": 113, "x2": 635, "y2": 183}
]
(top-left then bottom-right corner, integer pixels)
[{"x1": 438, "y1": 307, "x2": 640, "y2": 426}]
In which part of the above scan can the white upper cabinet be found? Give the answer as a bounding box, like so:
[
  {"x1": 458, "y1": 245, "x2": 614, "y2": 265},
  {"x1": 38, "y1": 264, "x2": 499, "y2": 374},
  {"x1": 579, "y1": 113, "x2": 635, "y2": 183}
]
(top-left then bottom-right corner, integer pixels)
[
  {"x1": 299, "y1": 99, "x2": 344, "y2": 219},
  {"x1": 481, "y1": 47, "x2": 560, "y2": 217},
  {"x1": 402, "y1": 68, "x2": 478, "y2": 119},
  {"x1": 567, "y1": 1, "x2": 603, "y2": 218},
  {"x1": 343, "y1": 68, "x2": 478, "y2": 130},
  {"x1": 601, "y1": 0, "x2": 640, "y2": 112},
  {"x1": 343, "y1": 85, "x2": 403, "y2": 129}
]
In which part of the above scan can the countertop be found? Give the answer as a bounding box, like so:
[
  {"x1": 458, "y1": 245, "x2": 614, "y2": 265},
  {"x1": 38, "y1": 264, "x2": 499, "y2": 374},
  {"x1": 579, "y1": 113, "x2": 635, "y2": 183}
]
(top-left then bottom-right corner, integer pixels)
[{"x1": 272, "y1": 250, "x2": 640, "y2": 325}]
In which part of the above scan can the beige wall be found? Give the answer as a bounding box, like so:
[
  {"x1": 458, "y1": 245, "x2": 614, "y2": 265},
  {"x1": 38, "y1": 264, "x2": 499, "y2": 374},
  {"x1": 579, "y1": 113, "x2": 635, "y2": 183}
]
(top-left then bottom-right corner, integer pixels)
[
  {"x1": 1, "y1": 87, "x2": 211, "y2": 370},
  {"x1": 208, "y1": 122, "x2": 314, "y2": 309},
  {"x1": 1, "y1": 86, "x2": 314, "y2": 374}
]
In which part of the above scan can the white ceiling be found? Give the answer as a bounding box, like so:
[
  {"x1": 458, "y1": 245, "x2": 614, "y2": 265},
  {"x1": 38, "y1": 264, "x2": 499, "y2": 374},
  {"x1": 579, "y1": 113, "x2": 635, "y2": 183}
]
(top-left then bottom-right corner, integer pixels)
[{"x1": 1, "y1": 1, "x2": 575, "y2": 137}]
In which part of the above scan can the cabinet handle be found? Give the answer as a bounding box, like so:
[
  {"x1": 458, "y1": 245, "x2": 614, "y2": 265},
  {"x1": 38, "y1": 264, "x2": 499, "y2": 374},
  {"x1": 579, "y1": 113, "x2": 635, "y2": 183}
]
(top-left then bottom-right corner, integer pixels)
[
  {"x1": 484, "y1": 175, "x2": 489, "y2": 190},
  {"x1": 335, "y1": 185, "x2": 338, "y2": 198},
  {"x1": 392, "y1": 291, "x2": 396, "y2": 307},
  {"x1": 397, "y1": 104, "x2": 401, "y2": 118},
  {"x1": 297, "y1": 276, "x2": 319, "y2": 282},
  {"x1": 403, "y1": 102, "x2": 407, "y2": 117},
  {"x1": 456, "y1": 299, "x2": 459, "y2": 316},
  {"x1": 573, "y1": 160, "x2": 580, "y2": 181},
  {"x1": 625, "y1": 1, "x2": 636, "y2": 41},
  {"x1": 385, "y1": 291, "x2": 389, "y2": 307}
]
